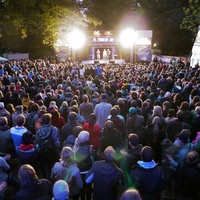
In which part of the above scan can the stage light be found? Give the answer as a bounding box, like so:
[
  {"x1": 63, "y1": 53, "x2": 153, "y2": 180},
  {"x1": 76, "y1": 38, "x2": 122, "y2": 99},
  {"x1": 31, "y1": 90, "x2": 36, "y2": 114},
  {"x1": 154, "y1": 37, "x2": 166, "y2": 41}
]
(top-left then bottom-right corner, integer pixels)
[
  {"x1": 67, "y1": 29, "x2": 86, "y2": 50},
  {"x1": 119, "y1": 29, "x2": 137, "y2": 47}
]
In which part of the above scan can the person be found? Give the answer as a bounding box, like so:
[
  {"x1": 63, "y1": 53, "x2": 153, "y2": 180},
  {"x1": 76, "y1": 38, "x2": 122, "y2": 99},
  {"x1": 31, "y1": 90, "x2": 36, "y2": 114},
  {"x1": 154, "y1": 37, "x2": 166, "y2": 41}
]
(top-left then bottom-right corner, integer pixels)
[
  {"x1": 79, "y1": 94, "x2": 93, "y2": 122},
  {"x1": 175, "y1": 150, "x2": 200, "y2": 200},
  {"x1": 103, "y1": 49, "x2": 107, "y2": 60},
  {"x1": 166, "y1": 110, "x2": 190, "y2": 142},
  {"x1": 190, "y1": 105, "x2": 200, "y2": 141},
  {"x1": 100, "y1": 120, "x2": 123, "y2": 155},
  {"x1": 16, "y1": 131, "x2": 39, "y2": 171},
  {"x1": 0, "y1": 117, "x2": 15, "y2": 155},
  {"x1": 96, "y1": 49, "x2": 100, "y2": 60},
  {"x1": 51, "y1": 147, "x2": 83, "y2": 200},
  {"x1": 120, "y1": 134, "x2": 143, "y2": 177},
  {"x1": 126, "y1": 107, "x2": 145, "y2": 143},
  {"x1": 61, "y1": 112, "x2": 82, "y2": 143},
  {"x1": 129, "y1": 146, "x2": 165, "y2": 200},
  {"x1": 0, "y1": 102, "x2": 10, "y2": 125},
  {"x1": 10, "y1": 114, "x2": 28, "y2": 150},
  {"x1": 34, "y1": 113, "x2": 60, "y2": 179},
  {"x1": 83, "y1": 113, "x2": 101, "y2": 160},
  {"x1": 73, "y1": 131, "x2": 93, "y2": 200},
  {"x1": 107, "y1": 49, "x2": 111, "y2": 60},
  {"x1": 14, "y1": 164, "x2": 52, "y2": 200},
  {"x1": 85, "y1": 146, "x2": 124, "y2": 200},
  {"x1": 121, "y1": 189, "x2": 141, "y2": 200},
  {"x1": 52, "y1": 180, "x2": 70, "y2": 200},
  {"x1": 144, "y1": 116, "x2": 166, "y2": 163},
  {"x1": 94, "y1": 93, "x2": 112, "y2": 129},
  {"x1": 109, "y1": 107, "x2": 126, "y2": 140}
]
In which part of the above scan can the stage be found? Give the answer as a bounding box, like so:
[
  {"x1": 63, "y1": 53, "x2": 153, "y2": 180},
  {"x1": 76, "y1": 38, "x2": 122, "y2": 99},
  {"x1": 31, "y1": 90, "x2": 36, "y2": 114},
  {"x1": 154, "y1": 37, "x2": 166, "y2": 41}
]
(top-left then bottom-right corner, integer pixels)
[{"x1": 81, "y1": 59, "x2": 126, "y2": 65}]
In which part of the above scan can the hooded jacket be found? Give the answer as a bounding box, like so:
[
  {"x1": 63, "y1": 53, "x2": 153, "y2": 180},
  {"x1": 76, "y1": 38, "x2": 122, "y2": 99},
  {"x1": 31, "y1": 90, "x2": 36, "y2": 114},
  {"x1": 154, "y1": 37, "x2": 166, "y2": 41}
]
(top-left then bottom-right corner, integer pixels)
[{"x1": 85, "y1": 160, "x2": 124, "y2": 200}]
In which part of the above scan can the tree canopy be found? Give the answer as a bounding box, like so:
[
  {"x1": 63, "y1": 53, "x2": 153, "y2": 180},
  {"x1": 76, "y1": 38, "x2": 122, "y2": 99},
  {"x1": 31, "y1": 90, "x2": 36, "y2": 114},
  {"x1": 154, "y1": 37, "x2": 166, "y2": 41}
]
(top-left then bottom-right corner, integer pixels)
[{"x1": 0, "y1": 0, "x2": 199, "y2": 57}]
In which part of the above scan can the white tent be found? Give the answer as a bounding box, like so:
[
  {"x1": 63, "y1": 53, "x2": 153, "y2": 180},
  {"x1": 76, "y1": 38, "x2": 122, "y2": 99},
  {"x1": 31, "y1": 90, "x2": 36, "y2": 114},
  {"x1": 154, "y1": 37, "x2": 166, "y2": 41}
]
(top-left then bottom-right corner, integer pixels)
[
  {"x1": 0, "y1": 56, "x2": 8, "y2": 61},
  {"x1": 191, "y1": 26, "x2": 200, "y2": 68}
]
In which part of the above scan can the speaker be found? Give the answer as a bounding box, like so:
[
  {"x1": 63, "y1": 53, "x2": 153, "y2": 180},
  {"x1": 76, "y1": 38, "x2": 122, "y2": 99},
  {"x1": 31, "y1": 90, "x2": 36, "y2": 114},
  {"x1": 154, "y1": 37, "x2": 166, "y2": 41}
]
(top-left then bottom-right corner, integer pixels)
[{"x1": 110, "y1": 60, "x2": 115, "y2": 64}]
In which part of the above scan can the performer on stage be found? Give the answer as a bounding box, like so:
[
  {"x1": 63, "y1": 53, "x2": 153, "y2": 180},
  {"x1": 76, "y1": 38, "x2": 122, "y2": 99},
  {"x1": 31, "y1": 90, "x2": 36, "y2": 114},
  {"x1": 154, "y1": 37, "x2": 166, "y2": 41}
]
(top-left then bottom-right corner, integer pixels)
[
  {"x1": 103, "y1": 49, "x2": 107, "y2": 60},
  {"x1": 97, "y1": 49, "x2": 101, "y2": 60},
  {"x1": 107, "y1": 49, "x2": 111, "y2": 60}
]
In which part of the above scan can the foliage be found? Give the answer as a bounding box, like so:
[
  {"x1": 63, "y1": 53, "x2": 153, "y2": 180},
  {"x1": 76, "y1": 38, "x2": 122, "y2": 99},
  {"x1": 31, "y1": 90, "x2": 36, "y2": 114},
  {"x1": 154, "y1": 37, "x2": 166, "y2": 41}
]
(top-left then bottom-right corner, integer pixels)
[{"x1": 181, "y1": 0, "x2": 200, "y2": 34}]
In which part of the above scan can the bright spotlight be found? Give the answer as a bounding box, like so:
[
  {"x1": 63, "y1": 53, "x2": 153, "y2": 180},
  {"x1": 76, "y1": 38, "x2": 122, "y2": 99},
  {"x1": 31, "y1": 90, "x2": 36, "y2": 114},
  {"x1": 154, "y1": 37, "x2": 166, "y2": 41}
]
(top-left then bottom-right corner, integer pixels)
[
  {"x1": 68, "y1": 29, "x2": 86, "y2": 49},
  {"x1": 119, "y1": 29, "x2": 137, "y2": 47}
]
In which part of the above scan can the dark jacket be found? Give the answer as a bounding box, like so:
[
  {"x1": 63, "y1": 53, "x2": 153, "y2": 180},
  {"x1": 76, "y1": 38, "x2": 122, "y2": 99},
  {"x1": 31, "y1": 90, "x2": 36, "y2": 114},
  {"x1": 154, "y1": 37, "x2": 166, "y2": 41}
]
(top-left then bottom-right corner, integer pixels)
[
  {"x1": 100, "y1": 128, "x2": 123, "y2": 153},
  {"x1": 14, "y1": 179, "x2": 52, "y2": 200},
  {"x1": 85, "y1": 160, "x2": 124, "y2": 200},
  {"x1": 130, "y1": 161, "x2": 165, "y2": 200},
  {"x1": 75, "y1": 141, "x2": 93, "y2": 172},
  {"x1": 175, "y1": 161, "x2": 200, "y2": 199},
  {"x1": 190, "y1": 116, "x2": 200, "y2": 141}
]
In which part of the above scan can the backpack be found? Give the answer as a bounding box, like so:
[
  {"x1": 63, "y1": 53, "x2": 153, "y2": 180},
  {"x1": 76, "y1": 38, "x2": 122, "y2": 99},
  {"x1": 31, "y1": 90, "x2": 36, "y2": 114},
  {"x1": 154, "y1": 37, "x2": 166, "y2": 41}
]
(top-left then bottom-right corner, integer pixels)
[{"x1": 37, "y1": 128, "x2": 56, "y2": 158}]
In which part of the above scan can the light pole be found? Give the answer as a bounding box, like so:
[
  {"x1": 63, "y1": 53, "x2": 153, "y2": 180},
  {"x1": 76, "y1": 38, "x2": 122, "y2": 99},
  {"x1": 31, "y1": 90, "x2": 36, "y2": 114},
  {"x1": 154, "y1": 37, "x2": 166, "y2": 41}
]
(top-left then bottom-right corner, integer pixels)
[{"x1": 119, "y1": 29, "x2": 137, "y2": 64}]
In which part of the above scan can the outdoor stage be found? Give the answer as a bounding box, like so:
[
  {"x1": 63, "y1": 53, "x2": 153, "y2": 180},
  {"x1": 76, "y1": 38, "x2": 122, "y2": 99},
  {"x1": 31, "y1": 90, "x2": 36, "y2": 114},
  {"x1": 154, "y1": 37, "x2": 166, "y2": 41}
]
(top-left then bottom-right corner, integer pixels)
[{"x1": 81, "y1": 59, "x2": 126, "y2": 65}]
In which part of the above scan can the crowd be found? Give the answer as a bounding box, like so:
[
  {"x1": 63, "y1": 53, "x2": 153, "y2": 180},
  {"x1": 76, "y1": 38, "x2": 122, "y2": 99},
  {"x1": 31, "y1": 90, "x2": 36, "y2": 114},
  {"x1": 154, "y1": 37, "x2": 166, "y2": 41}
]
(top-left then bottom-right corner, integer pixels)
[{"x1": 0, "y1": 58, "x2": 199, "y2": 200}]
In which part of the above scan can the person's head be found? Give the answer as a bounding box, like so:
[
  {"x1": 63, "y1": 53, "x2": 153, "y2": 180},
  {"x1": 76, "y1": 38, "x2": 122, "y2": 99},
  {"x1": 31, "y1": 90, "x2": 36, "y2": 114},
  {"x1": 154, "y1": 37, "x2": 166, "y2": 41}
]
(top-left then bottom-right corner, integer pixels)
[
  {"x1": 88, "y1": 113, "x2": 97, "y2": 125},
  {"x1": 128, "y1": 133, "x2": 139, "y2": 147},
  {"x1": 176, "y1": 110, "x2": 184, "y2": 121},
  {"x1": 38, "y1": 110, "x2": 47, "y2": 119},
  {"x1": 180, "y1": 101, "x2": 189, "y2": 110},
  {"x1": 101, "y1": 93, "x2": 107, "y2": 102},
  {"x1": 18, "y1": 164, "x2": 39, "y2": 186},
  {"x1": 121, "y1": 189, "x2": 141, "y2": 200},
  {"x1": 5, "y1": 103, "x2": 15, "y2": 113},
  {"x1": 117, "y1": 98, "x2": 125, "y2": 106},
  {"x1": 103, "y1": 146, "x2": 116, "y2": 162},
  {"x1": 167, "y1": 108, "x2": 176, "y2": 118},
  {"x1": 104, "y1": 120, "x2": 114, "y2": 131},
  {"x1": 51, "y1": 109, "x2": 60, "y2": 119},
  {"x1": 60, "y1": 146, "x2": 74, "y2": 167},
  {"x1": 177, "y1": 132, "x2": 189, "y2": 145},
  {"x1": 22, "y1": 131, "x2": 33, "y2": 145},
  {"x1": 70, "y1": 105, "x2": 79, "y2": 114},
  {"x1": 15, "y1": 105, "x2": 23, "y2": 113},
  {"x1": 42, "y1": 113, "x2": 52, "y2": 125},
  {"x1": 0, "y1": 117, "x2": 8, "y2": 127},
  {"x1": 0, "y1": 102, "x2": 4, "y2": 110},
  {"x1": 61, "y1": 101, "x2": 68, "y2": 107},
  {"x1": 30, "y1": 103, "x2": 39, "y2": 112},
  {"x1": 141, "y1": 146, "x2": 154, "y2": 162},
  {"x1": 195, "y1": 106, "x2": 200, "y2": 116},
  {"x1": 187, "y1": 150, "x2": 199, "y2": 165},
  {"x1": 110, "y1": 107, "x2": 118, "y2": 117},
  {"x1": 77, "y1": 131, "x2": 89, "y2": 143},
  {"x1": 53, "y1": 180, "x2": 69, "y2": 200},
  {"x1": 82, "y1": 94, "x2": 89, "y2": 103},
  {"x1": 152, "y1": 105, "x2": 162, "y2": 117},
  {"x1": 68, "y1": 112, "x2": 77, "y2": 122},
  {"x1": 15, "y1": 114, "x2": 26, "y2": 126},
  {"x1": 72, "y1": 126, "x2": 83, "y2": 138},
  {"x1": 129, "y1": 107, "x2": 137, "y2": 116}
]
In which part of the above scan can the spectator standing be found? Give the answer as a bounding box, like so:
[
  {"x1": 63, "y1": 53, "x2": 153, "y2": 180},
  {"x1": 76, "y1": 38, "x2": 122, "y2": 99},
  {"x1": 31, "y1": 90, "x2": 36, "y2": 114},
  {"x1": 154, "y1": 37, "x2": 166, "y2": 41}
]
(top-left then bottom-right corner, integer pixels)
[
  {"x1": 85, "y1": 146, "x2": 124, "y2": 200},
  {"x1": 51, "y1": 147, "x2": 83, "y2": 200},
  {"x1": 14, "y1": 164, "x2": 52, "y2": 200},
  {"x1": 94, "y1": 93, "x2": 112, "y2": 129},
  {"x1": 130, "y1": 146, "x2": 165, "y2": 200},
  {"x1": 79, "y1": 94, "x2": 93, "y2": 122}
]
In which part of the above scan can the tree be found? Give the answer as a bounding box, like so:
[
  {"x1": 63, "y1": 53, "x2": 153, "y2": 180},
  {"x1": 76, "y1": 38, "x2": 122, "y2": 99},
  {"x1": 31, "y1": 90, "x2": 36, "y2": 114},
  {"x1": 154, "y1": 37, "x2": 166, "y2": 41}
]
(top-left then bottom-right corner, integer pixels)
[
  {"x1": 0, "y1": 0, "x2": 99, "y2": 56},
  {"x1": 181, "y1": 0, "x2": 200, "y2": 34}
]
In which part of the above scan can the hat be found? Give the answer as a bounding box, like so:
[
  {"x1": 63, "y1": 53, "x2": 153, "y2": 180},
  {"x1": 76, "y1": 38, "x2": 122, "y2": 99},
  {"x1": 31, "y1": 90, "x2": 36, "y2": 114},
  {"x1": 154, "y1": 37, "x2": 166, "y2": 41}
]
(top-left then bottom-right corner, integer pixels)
[
  {"x1": 78, "y1": 131, "x2": 89, "y2": 142},
  {"x1": 101, "y1": 94, "x2": 107, "y2": 100},
  {"x1": 0, "y1": 102, "x2": 4, "y2": 109},
  {"x1": 129, "y1": 107, "x2": 137, "y2": 115},
  {"x1": 178, "y1": 132, "x2": 188, "y2": 144},
  {"x1": 53, "y1": 180, "x2": 69, "y2": 200}
]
